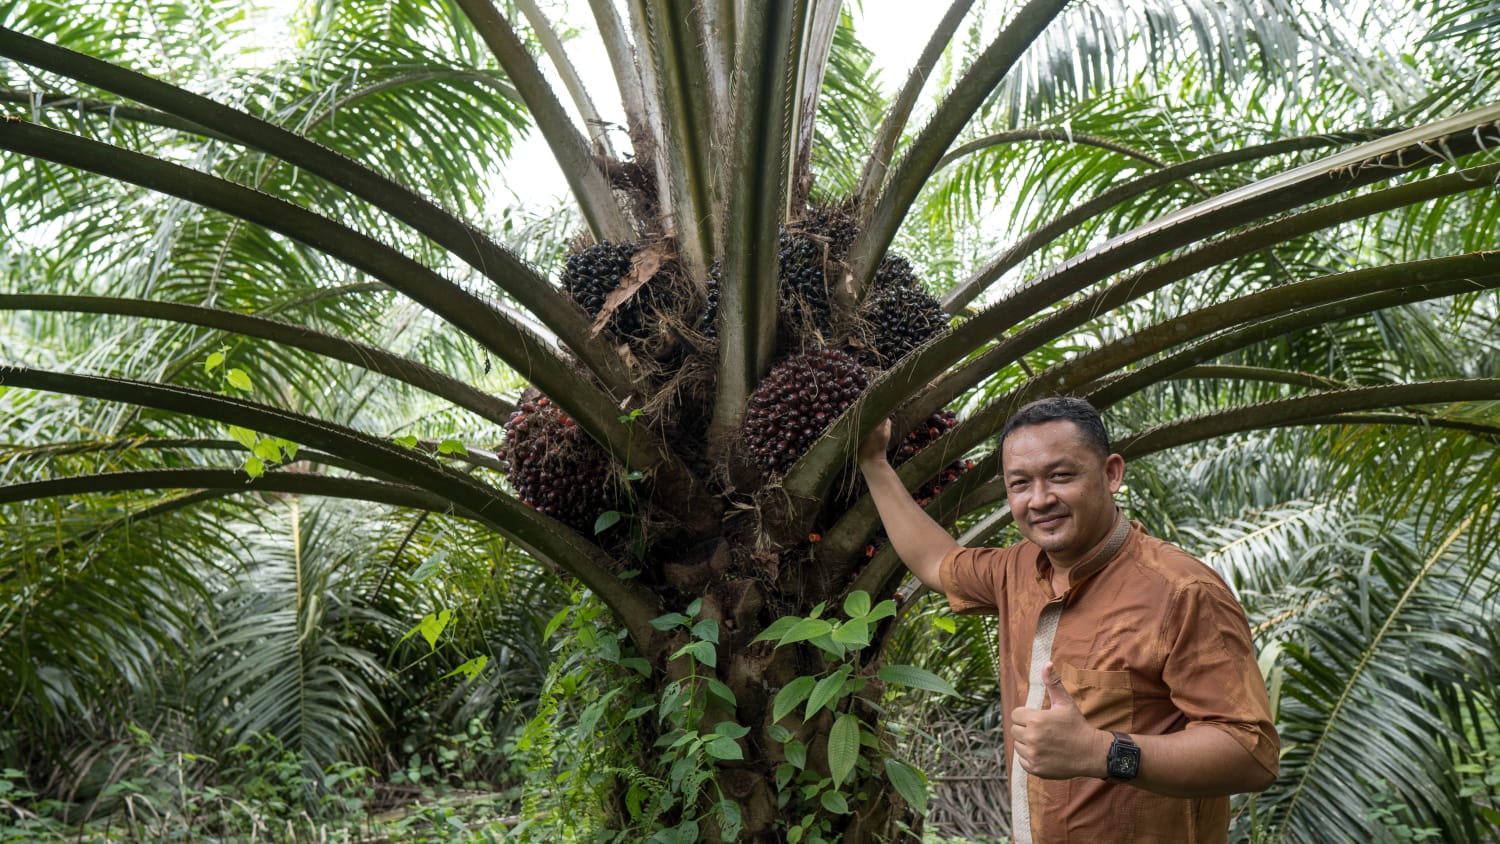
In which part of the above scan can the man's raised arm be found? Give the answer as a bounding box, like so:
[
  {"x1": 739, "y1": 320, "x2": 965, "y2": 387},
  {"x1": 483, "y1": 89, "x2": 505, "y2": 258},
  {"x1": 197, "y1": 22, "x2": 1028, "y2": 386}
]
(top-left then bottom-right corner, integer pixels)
[{"x1": 857, "y1": 419, "x2": 960, "y2": 592}]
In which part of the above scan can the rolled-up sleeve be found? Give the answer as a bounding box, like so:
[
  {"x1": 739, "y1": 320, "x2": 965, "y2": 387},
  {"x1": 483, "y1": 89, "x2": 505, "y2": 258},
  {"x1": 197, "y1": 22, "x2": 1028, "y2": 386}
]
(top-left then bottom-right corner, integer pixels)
[{"x1": 939, "y1": 545, "x2": 1007, "y2": 616}]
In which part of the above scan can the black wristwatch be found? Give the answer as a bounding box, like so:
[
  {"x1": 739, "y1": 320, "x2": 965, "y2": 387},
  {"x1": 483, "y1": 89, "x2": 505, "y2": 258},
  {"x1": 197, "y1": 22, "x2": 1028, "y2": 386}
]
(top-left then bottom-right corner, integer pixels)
[{"x1": 1104, "y1": 731, "x2": 1140, "y2": 783}]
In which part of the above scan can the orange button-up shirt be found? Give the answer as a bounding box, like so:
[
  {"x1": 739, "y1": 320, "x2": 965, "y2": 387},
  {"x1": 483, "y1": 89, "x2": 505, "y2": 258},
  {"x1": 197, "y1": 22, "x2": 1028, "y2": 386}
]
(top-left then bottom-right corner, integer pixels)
[{"x1": 940, "y1": 520, "x2": 1278, "y2": 843}]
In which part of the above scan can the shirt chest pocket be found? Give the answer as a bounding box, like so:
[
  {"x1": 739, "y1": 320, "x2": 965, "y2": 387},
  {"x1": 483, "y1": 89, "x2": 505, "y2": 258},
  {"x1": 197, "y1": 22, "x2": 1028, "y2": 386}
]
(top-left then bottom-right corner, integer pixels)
[{"x1": 1056, "y1": 663, "x2": 1133, "y2": 731}]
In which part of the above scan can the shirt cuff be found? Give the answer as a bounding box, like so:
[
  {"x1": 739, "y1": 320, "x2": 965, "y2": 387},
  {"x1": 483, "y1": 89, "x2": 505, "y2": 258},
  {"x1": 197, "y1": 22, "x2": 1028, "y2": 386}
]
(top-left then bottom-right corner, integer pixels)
[{"x1": 1185, "y1": 720, "x2": 1280, "y2": 776}]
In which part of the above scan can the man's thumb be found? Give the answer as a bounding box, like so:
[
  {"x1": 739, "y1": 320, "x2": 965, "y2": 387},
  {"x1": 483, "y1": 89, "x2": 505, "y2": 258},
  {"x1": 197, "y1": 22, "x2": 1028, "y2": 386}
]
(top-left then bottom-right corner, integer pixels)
[{"x1": 1043, "y1": 662, "x2": 1075, "y2": 708}]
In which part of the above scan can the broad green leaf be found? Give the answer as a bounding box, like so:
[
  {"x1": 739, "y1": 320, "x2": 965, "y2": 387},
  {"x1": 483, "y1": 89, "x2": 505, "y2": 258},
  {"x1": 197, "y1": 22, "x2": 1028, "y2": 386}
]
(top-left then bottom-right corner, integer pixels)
[
  {"x1": 242, "y1": 456, "x2": 265, "y2": 478},
  {"x1": 707, "y1": 678, "x2": 737, "y2": 704},
  {"x1": 821, "y1": 789, "x2": 851, "y2": 814},
  {"x1": 691, "y1": 618, "x2": 720, "y2": 644},
  {"x1": 831, "y1": 619, "x2": 871, "y2": 648},
  {"x1": 810, "y1": 633, "x2": 847, "y2": 659},
  {"x1": 650, "y1": 612, "x2": 691, "y2": 631},
  {"x1": 442, "y1": 654, "x2": 488, "y2": 681},
  {"x1": 776, "y1": 762, "x2": 796, "y2": 791},
  {"x1": 671, "y1": 640, "x2": 716, "y2": 668},
  {"x1": 865, "y1": 600, "x2": 898, "y2": 623},
  {"x1": 393, "y1": 434, "x2": 419, "y2": 449},
  {"x1": 785, "y1": 740, "x2": 808, "y2": 769},
  {"x1": 418, "y1": 609, "x2": 453, "y2": 651},
  {"x1": 225, "y1": 368, "x2": 252, "y2": 391},
  {"x1": 703, "y1": 735, "x2": 743, "y2": 761},
  {"x1": 252, "y1": 438, "x2": 282, "y2": 463},
  {"x1": 437, "y1": 438, "x2": 466, "y2": 455},
  {"x1": 885, "y1": 759, "x2": 929, "y2": 814},
  {"x1": 777, "y1": 618, "x2": 834, "y2": 647},
  {"x1": 842, "y1": 590, "x2": 871, "y2": 619},
  {"x1": 773, "y1": 676, "x2": 817, "y2": 723},
  {"x1": 828, "y1": 713, "x2": 860, "y2": 787},
  {"x1": 621, "y1": 657, "x2": 652, "y2": 676},
  {"x1": 878, "y1": 663, "x2": 957, "y2": 696},
  {"x1": 594, "y1": 510, "x2": 622, "y2": 533},
  {"x1": 767, "y1": 724, "x2": 793, "y2": 743},
  {"x1": 203, "y1": 351, "x2": 225, "y2": 372},
  {"x1": 713, "y1": 721, "x2": 751, "y2": 740},
  {"x1": 227, "y1": 425, "x2": 257, "y2": 450},
  {"x1": 752, "y1": 615, "x2": 801, "y2": 643},
  {"x1": 933, "y1": 616, "x2": 957, "y2": 634},
  {"x1": 277, "y1": 439, "x2": 298, "y2": 460},
  {"x1": 806, "y1": 665, "x2": 854, "y2": 719}
]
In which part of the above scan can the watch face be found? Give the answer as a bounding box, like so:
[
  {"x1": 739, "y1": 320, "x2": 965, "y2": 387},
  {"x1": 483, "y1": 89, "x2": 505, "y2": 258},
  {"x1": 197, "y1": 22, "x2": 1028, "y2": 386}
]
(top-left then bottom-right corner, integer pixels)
[{"x1": 1108, "y1": 738, "x2": 1140, "y2": 781}]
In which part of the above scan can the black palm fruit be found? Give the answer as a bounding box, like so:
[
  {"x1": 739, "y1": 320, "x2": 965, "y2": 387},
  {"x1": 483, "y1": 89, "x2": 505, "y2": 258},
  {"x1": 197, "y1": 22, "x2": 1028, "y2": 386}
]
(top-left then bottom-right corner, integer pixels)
[
  {"x1": 777, "y1": 233, "x2": 835, "y2": 330},
  {"x1": 745, "y1": 349, "x2": 869, "y2": 474},
  {"x1": 498, "y1": 395, "x2": 618, "y2": 532},
  {"x1": 871, "y1": 253, "x2": 919, "y2": 292},
  {"x1": 801, "y1": 204, "x2": 860, "y2": 260},
  {"x1": 562, "y1": 240, "x2": 673, "y2": 345},
  {"x1": 858, "y1": 283, "x2": 948, "y2": 368}
]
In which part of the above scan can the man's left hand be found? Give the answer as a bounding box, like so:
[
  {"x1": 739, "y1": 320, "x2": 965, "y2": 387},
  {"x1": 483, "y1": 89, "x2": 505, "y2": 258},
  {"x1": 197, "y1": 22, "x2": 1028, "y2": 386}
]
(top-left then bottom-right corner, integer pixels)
[{"x1": 1010, "y1": 661, "x2": 1110, "y2": 779}]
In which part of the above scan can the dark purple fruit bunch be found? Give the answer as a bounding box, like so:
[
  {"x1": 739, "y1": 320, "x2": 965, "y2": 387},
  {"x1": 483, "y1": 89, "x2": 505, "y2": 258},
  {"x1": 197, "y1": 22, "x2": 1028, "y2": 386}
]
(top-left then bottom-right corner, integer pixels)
[
  {"x1": 498, "y1": 396, "x2": 618, "y2": 532},
  {"x1": 801, "y1": 205, "x2": 860, "y2": 259},
  {"x1": 872, "y1": 253, "x2": 918, "y2": 292},
  {"x1": 858, "y1": 283, "x2": 949, "y2": 368},
  {"x1": 745, "y1": 349, "x2": 869, "y2": 474},
  {"x1": 891, "y1": 409, "x2": 974, "y2": 507},
  {"x1": 561, "y1": 240, "x2": 673, "y2": 344},
  {"x1": 777, "y1": 234, "x2": 836, "y2": 329}
]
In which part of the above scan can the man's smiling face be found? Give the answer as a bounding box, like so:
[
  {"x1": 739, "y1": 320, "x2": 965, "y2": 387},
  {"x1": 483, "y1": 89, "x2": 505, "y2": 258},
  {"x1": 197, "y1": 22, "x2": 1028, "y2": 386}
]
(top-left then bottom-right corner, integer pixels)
[{"x1": 1002, "y1": 419, "x2": 1124, "y2": 569}]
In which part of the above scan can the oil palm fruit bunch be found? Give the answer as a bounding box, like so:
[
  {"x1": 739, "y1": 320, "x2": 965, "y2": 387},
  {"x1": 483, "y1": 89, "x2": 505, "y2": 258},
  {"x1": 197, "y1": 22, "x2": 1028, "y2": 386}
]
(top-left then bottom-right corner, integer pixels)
[
  {"x1": 775, "y1": 233, "x2": 836, "y2": 331},
  {"x1": 800, "y1": 204, "x2": 860, "y2": 258},
  {"x1": 857, "y1": 282, "x2": 949, "y2": 368},
  {"x1": 745, "y1": 348, "x2": 869, "y2": 474},
  {"x1": 771, "y1": 204, "x2": 861, "y2": 333},
  {"x1": 561, "y1": 240, "x2": 676, "y2": 350},
  {"x1": 497, "y1": 394, "x2": 619, "y2": 532},
  {"x1": 871, "y1": 253, "x2": 918, "y2": 291},
  {"x1": 892, "y1": 409, "x2": 974, "y2": 507}
]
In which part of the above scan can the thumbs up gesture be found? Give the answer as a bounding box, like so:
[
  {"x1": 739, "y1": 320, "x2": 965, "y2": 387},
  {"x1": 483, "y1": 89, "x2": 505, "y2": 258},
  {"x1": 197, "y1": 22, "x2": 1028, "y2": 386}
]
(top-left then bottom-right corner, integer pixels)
[{"x1": 1011, "y1": 662, "x2": 1111, "y2": 779}]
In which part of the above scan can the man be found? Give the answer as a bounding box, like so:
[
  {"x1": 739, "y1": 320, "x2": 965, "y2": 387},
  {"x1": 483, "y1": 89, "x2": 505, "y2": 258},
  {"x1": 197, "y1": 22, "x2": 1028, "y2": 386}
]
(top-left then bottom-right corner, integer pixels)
[{"x1": 858, "y1": 396, "x2": 1277, "y2": 843}]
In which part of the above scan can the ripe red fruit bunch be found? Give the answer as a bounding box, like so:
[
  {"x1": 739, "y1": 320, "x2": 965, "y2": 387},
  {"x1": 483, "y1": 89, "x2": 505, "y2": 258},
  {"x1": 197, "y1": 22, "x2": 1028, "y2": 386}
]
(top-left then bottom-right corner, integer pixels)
[
  {"x1": 498, "y1": 396, "x2": 618, "y2": 532},
  {"x1": 745, "y1": 349, "x2": 869, "y2": 474},
  {"x1": 892, "y1": 409, "x2": 974, "y2": 507}
]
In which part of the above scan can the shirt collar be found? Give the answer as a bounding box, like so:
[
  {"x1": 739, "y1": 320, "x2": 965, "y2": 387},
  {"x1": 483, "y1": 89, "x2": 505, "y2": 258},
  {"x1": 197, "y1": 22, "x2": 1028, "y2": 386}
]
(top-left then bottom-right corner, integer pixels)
[{"x1": 1033, "y1": 509, "x2": 1132, "y2": 601}]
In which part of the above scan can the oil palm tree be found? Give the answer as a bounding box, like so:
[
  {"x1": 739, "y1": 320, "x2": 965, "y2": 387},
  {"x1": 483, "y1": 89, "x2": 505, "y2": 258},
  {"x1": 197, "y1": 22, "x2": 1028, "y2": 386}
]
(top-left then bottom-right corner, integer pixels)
[{"x1": 3, "y1": 0, "x2": 1498, "y2": 841}]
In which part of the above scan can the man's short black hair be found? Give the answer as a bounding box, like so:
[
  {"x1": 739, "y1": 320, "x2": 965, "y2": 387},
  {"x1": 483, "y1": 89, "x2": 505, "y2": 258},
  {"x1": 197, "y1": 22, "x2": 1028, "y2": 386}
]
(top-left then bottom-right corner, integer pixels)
[{"x1": 999, "y1": 396, "x2": 1111, "y2": 457}]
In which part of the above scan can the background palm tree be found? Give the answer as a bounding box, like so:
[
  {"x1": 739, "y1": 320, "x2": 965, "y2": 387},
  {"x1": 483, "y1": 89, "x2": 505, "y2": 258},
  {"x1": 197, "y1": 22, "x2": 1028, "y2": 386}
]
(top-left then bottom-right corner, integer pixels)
[{"x1": 2, "y1": 0, "x2": 1498, "y2": 841}]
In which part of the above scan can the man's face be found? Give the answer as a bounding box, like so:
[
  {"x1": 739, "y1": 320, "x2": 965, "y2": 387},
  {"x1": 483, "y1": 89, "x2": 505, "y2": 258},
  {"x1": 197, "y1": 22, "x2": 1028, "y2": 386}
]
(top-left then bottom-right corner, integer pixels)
[{"x1": 1001, "y1": 419, "x2": 1125, "y2": 568}]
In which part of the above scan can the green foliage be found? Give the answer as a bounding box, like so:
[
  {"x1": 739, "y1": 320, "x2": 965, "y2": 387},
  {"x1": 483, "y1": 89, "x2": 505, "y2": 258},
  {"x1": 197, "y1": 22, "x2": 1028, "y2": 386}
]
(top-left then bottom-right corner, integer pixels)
[{"x1": 755, "y1": 592, "x2": 939, "y2": 842}]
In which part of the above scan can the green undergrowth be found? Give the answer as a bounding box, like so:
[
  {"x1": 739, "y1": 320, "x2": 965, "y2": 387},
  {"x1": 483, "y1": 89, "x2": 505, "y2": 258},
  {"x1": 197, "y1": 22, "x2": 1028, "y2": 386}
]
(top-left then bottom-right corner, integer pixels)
[{"x1": 0, "y1": 726, "x2": 527, "y2": 843}]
